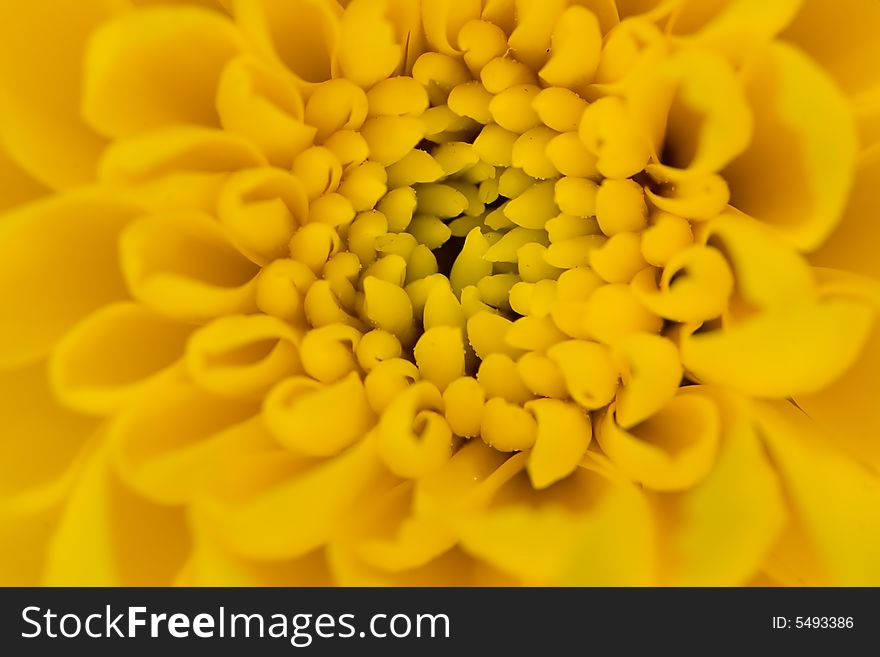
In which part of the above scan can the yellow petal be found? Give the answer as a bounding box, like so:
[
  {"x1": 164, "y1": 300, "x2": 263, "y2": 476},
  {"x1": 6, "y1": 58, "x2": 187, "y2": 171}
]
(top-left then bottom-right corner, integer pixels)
[
  {"x1": 232, "y1": 0, "x2": 339, "y2": 86},
  {"x1": 186, "y1": 314, "x2": 303, "y2": 397},
  {"x1": 670, "y1": 0, "x2": 802, "y2": 62},
  {"x1": 83, "y1": 6, "x2": 241, "y2": 139},
  {"x1": 538, "y1": 6, "x2": 602, "y2": 95},
  {"x1": 45, "y1": 444, "x2": 190, "y2": 585},
  {"x1": 681, "y1": 298, "x2": 874, "y2": 398},
  {"x1": 0, "y1": 191, "x2": 142, "y2": 368},
  {"x1": 99, "y1": 125, "x2": 265, "y2": 184},
  {"x1": 782, "y1": 0, "x2": 880, "y2": 144},
  {"x1": 752, "y1": 399, "x2": 880, "y2": 585},
  {"x1": 120, "y1": 212, "x2": 260, "y2": 321},
  {"x1": 0, "y1": 361, "x2": 96, "y2": 505},
  {"x1": 0, "y1": 0, "x2": 116, "y2": 188},
  {"x1": 218, "y1": 167, "x2": 308, "y2": 264},
  {"x1": 111, "y1": 381, "x2": 259, "y2": 504},
  {"x1": 50, "y1": 303, "x2": 192, "y2": 416},
  {"x1": 459, "y1": 457, "x2": 656, "y2": 584},
  {"x1": 182, "y1": 536, "x2": 332, "y2": 586},
  {"x1": 338, "y1": 0, "x2": 403, "y2": 88},
  {"x1": 195, "y1": 435, "x2": 390, "y2": 559},
  {"x1": 525, "y1": 398, "x2": 592, "y2": 489},
  {"x1": 376, "y1": 381, "x2": 453, "y2": 478},
  {"x1": 421, "y1": 0, "x2": 481, "y2": 56},
  {"x1": 655, "y1": 388, "x2": 785, "y2": 585},
  {"x1": 263, "y1": 373, "x2": 375, "y2": 457},
  {"x1": 723, "y1": 42, "x2": 857, "y2": 251},
  {"x1": 630, "y1": 244, "x2": 733, "y2": 322},
  {"x1": 613, "y1": 332, "x2": 682, "y2": 428},
  {"x1": 216, "y1": 55, "x2": 315, "y2": 168},
  {"x1": 810, "y1": 144, "x2": 880, "y2": 282},
  {"x1": 794, "y1": 299, "x2": 880, "y2": 472},
  {"x1": 596, "y1": 390, "x2": 721, "y2": 491},
  {"x1": 0, "y1": 137, "x2": 47, "y2": 212}
]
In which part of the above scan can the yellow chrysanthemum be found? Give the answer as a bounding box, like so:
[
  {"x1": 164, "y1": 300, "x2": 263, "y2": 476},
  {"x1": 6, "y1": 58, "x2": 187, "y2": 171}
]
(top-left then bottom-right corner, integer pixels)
[{"x1": 1, "y1": 0, "x2": 879, "y2": 586}]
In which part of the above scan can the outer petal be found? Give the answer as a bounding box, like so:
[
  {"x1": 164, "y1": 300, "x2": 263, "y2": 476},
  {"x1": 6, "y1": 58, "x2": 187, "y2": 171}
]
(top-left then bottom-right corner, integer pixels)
[
  {"x1": 232, "y1": 0, "x2": 340, "y2": 87},
  {"x1": 810, "y1": 144, "x2": 880, "y2": 282},
  {"x1": 752, "y1": 400, "x2": 880, "y2": 585},
  {"x1": 0, "y1": 137, "x2": 47, "y2": 212},
  {"x1": 0, "y1": 191, "x2": 143, "y2": 368},
  {"x1": 681, "y1": 299, "x2": 874, "y2": 398},
  {"x1": 50, "y1": 303, "x2": 193, "y2": 416},
  {"x1": 782, "y1": 0, "x2": 880, "y2": 145},
  {"x1": 653, "y1": 388, "x2": 785, "y2": 585},
  {"x1": 194, "y1": 434, "x2": 393, "y2": 560},
  {"x1": 111, "y1": 382, "x2": 259, "y2": 504},
  {"x1": 0, "y1": 361, "x2": 97, "y2": 584},
  {"x1": 458, "y1": 453, "x2": 657, "y2": 584},
  {"x1": 723, "y1": 42, "x2": 858, "y2": 251},
  {"x1": 44, "y1": 444, "x2": 191, "y2": 586},
  {"x1": 83, "y1": 6, "x2": 243, "y2": 138},
  {"x1": 0, "y1": 0, "x2": 117, "y2": 188}
]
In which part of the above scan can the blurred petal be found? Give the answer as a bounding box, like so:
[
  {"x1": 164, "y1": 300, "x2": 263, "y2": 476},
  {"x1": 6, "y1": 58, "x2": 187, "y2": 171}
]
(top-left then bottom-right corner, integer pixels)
[
  {"x1": 0, "y1": 191, "x2": 142, "y2": 368},
  {"x1": 458, "y1": 454, "x2": 657, "y2": 584},
  {"x1": 810, "y1": 144, "x2": 880, "y2": 281},
  {"x1": 50, "y1": 303, "x2": 193, "y2": 416},
  {"x1": 681, "y1": 298, "x2": 874, "y2": 398},
  {"x1": 83, "y1": 6, "x2": 242, "y2": 138},
  {"x1": 752, "y1": 400, "x2": 880, "y2": 585},
  {"x1": 782, "y1": 0, "x2": 880, "y2": 145},
  {"x1": 0, "y1": 0, "x2": 116, "y2": 188},
  {"x1": 45, "y1": 444, "x2": 191, "y2": 585},
  {"x1": 654, "y1": 388, "x2": 785, "y2": 585},
  {"x1": 111, "y1": 383, "x2": 259, "y2": 504},
  {"x1": 0, "y1": 137, "x2": 47, "y2": 212},
  {"x1": 233, "y1": 0, "x2": 340, "y2": 86},
  {"x1": 723, "y1": 42, "x2": 858, "y2": 251},
  {"x1": 194, "y1": 434, "x2": 392, "y2": 559}
]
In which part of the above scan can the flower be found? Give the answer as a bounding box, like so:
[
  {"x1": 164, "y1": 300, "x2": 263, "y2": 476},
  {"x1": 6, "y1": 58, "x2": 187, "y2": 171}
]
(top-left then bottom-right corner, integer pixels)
[{"x1": 1, "y1": 0, "x2": 879, "y2": 586}]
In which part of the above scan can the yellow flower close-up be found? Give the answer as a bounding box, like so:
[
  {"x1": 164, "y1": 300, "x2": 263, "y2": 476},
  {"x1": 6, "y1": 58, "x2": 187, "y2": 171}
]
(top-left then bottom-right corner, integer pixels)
[{"x1": 1, "y1": 0, "x2": 879, "y2": 587}]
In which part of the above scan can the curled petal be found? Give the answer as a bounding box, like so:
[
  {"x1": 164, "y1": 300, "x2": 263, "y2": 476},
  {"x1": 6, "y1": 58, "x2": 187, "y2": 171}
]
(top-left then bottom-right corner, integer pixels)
[
  {"x1": 631, "y1": 245, "x2": 733, "y2": 322},
  {"x1": 538, "y1": 6, "x2": 602, "y2": 95},
  {"x1": 682, "y1": 298, "x2": 874, "y2": 397},
  {"x1": 338, "y1": 0, "x2": 403, "y2": 88},
  {"x1": 525, "y1": 398, "x2": 592, "y2": 490},
  {"x1": 723, "y1": 42, "x2": 858, "y2": 251},
  {"x1": 421, "y1": 0, "x2": 481, "y2": 56},
  {"x1": 186, "y1": 314, "x2": 303, "y2": 397},
  {"x1": 364, "y1": 357, "x2": 420, "y2": 413},
  {"x1": 51, "y1": 303, "x2": 192, "y2": 416},
  {"x1": 546, "y1": 340, "x2": 619, "y2": 410},
  {"x1": 655, "y1": 388, "x2": 786, "y2": 585},
  {"x1": 376, "y1": 380, "x2": 453, "y2": 478},
  {"x1": 83, "y1": 7, "x2": 242, "y2": 139},
  {"x1": 613, "y1": 332, "x2": 683, "y2": 428},
  {"x1": 99, "y1": 126, "x2": 264, "y2": 184},
  {"x1": 111, "y1": 382, "x2": 259, "y2": 504},
  {"x1": 216, "y1": 55, "x2": 316, "y2": 167},
  {"x1": 303, "y1": 79, "x2": 369, "y2": 143},
  {"x1": 596, "y1": 391, "x2": 721, "y2": 491},
  {"x1": 120, "y1": 212, "x2": 260, "y2": 321},
  {"x1": 263, "y1": 372, "x2": 375, "y2": 457},
  {"x1": 218, "y1": 167, "x2": 308, "y2": 264},
  {"x1": 233, "y1": 0, "x2": 339, "y2": 86}
]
